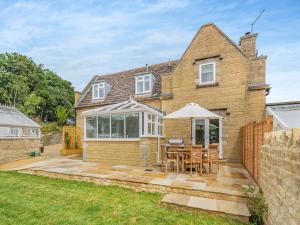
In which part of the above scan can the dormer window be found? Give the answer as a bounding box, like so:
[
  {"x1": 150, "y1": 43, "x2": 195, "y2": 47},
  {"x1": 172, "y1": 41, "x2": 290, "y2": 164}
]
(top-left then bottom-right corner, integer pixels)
[
  {"x1": 92, "y1": 82, "x2": 105, "y2": 99},
  {"x1": 199, "y1": 62, "x2": 216, "y2": 84},
  {"x1": 135, "y1": 74, "x2": 152, "y2": 94}
]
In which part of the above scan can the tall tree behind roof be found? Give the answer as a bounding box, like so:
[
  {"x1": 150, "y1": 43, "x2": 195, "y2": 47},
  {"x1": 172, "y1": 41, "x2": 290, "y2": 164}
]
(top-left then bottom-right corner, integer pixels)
[{"x1": 0, "y1": 52, "x2": 74, "y2": 121}]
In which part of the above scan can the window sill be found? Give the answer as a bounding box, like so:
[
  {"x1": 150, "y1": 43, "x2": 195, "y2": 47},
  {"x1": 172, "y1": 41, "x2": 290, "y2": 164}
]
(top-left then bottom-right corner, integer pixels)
[
  {"x1": 92, "y1": 97, "x2": 105, "y2": 101},
  {"x1": 135, "y1": 92, "x2": 152, "y2": 96},
  {"x1": 196, "y1": 82, "x2": 219, "y2": 89},
  {"x1": 84, "y1": 138, "x2": 140, "y2": 142},
  {"x1": 140, "y1": 135, "x2": 164, "y2": 138},
  {"x1": 0, "y1": 137, "x2": 41, "y2": 140}
]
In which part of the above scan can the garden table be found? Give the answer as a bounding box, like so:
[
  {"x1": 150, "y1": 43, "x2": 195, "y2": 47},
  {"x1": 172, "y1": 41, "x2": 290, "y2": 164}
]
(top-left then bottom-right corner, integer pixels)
[{"x1": 167, "y1": 145, "x2": 208, "y2": 173}]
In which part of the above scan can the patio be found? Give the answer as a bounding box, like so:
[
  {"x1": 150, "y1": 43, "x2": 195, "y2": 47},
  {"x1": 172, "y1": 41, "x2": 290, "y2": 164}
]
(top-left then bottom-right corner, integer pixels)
[
  {"x1": 7, "y1": 156, "x2": 254, "y2": 200},
  {"x1": 0, "y1": 142, "x2": 253, "y2": 222}
]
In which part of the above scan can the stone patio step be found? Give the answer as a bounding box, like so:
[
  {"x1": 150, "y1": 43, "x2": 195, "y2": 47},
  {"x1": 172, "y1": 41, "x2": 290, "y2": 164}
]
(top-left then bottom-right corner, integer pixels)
[{"x1": 161, "y1": 193, "x2": 250, "y2": 223}]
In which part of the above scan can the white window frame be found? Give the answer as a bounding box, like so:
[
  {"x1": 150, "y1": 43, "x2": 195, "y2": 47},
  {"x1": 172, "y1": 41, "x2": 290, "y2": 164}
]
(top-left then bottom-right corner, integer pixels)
[
  {"x1": 158, "y1": 117, "x2": 164, "y2": 137},
  {"x1": 199, "y1": 62, "x2": 216, "y2": 85},
  {"x1": 84, "y1": 112, "x2": 164, "y2": 141},
  {"x1": 135, "y1": 74, "x2": 152, "y2": 94},
  {"x1": 92, "y1": 82, "x2": 105, "y2": 100},
  {"x1": 0, "y1": 126, "x2": 40, "y2": 139},
  {"x1": 192, "y1": 117, "x2": 223, "y2": 159}
]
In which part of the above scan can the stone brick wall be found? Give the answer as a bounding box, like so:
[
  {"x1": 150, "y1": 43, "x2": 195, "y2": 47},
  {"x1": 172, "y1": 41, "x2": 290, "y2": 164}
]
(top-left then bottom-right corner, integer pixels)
[
  {"x1": 0, "y1": 138, "x2": 41, "y2": 164},
  {"x1": 260, "y1": 129, "x2": 300, "y2": 225},
  {"x1": 43, "y1": 131, "x2": 62, "y2": 146},
  {"x1": 161, "y1": 24, "x2": 266, "y2": 162},
  {"x1": 83, "y1": 137, "x2": 161, "y2": 166}
]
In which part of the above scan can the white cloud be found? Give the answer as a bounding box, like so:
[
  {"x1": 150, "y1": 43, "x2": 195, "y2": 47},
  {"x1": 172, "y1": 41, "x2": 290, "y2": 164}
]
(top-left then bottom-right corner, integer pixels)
[{"x1": 0, "y1": 0, "x2": 299, "y2": 104}]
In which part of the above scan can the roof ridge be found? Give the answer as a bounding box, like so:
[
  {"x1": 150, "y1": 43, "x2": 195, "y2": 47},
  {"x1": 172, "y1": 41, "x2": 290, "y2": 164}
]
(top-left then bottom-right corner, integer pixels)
[
  {"x1": 95, "y1": 59, "x2": 179, "y2": 79},
  {"x1": 172, "y1": 23, "x2": 248, "y2": 73}
]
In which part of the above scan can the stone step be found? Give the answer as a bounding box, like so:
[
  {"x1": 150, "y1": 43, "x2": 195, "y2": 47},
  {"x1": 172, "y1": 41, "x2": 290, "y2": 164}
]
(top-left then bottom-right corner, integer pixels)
[{"x1": 161, "y1": 193, "x2": 250, "y2": 223}]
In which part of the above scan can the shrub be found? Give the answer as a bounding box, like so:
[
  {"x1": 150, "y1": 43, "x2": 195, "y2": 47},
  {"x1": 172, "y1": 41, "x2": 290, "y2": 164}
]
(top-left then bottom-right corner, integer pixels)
[
  {"x1": 56, "y1": 106, "x2": 68, "y2": 126},
  {"x1": 40, "y1": 122, "x2": 60, "y2": 133},
  {"x1": 64, "y1": 132, "x2": 71, "y2": 149},
  {"x1": 74, "y1": 137, "x2": 78, "y2": 149},
  {"x1": 245, "y1": 186, "x2": 267, "y2": 225}
]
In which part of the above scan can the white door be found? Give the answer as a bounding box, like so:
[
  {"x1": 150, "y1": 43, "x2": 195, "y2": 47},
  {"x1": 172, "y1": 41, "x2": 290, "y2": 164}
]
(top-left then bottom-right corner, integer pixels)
[
  {"x1": 193, "y1": 118, "x2": 223, "y2": 158},
  {"x1": 192, "y1": 119, "x2": 209, "y2": 148}
]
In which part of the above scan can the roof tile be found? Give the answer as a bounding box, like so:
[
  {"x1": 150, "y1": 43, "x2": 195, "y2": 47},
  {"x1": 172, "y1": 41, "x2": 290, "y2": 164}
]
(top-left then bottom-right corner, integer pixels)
[{"x1": 76, "y1": 60, "x2": 178, "y2": 108}]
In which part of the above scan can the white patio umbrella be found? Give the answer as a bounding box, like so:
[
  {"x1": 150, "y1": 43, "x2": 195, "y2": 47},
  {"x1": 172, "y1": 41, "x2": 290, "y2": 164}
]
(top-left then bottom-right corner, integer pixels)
[{"x1": 164, "y1": 103, "x2": 221, "y2": 146}]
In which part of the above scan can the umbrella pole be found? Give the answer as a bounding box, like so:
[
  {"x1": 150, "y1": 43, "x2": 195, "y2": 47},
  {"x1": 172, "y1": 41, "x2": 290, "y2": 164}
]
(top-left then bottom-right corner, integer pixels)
[{"x1": 190, "y1": 118, "x2": 193, "y2": 146}]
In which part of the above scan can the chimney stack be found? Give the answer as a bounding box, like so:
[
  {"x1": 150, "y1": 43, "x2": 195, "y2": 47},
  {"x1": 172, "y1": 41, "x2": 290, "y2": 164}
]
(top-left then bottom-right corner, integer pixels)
[
  {"x1": 239, "y1": 32, "x2": 258, "y2": 58},
  {"x1": 74, "y1": 91, "x2": 82, "y2": 105}
]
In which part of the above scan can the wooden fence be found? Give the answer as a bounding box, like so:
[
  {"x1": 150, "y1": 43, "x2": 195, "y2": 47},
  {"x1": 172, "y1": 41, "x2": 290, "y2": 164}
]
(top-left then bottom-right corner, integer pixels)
[
  {"x1": 60, "y1": 126, "x2": 82, "y2": 156},
  {"x1": 241, "y1": 116, "x2": 273, "y2": 184}
]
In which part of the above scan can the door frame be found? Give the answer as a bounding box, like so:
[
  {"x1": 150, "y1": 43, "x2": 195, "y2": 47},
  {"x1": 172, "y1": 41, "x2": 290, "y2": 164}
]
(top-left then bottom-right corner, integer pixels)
[{"x1": 192, "y1": 118, "x2": 223, "y2": 158}]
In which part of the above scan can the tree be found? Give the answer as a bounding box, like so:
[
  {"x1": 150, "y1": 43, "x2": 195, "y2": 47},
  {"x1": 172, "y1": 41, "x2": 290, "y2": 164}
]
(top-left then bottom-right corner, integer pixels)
[
  {"x1": 0, "y1": 52, "x2": 74, "y2": 121},
  {"x1": 55, "y1": 106, "x2": 68, "y2": 126},
  {"x1": 20, "y1": 92, "x2": 43, "y2": 117}
]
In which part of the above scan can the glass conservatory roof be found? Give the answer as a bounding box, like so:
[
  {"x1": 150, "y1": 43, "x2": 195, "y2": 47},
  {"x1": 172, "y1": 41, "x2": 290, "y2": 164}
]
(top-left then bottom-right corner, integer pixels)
[
  {"x1": 0, "y1": 105, "x2": 40, "y2": 128},
  {"x1": 82, "y1": 100, "x2": 164, "y2": 117},
  {"x1": 266, "y1": 103, "x2": 300, "y2": 129}
]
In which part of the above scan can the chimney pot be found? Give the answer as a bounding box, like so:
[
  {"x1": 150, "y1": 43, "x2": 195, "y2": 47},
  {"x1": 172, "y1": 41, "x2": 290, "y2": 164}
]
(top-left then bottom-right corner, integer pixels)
[{"x1": 145, "y1": 64, "x2": 148, "y2": 72}]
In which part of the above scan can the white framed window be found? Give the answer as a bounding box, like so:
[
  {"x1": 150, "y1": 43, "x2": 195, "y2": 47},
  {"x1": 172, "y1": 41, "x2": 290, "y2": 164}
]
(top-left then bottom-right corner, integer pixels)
[
  {"x1": 98, "y1": 115, "x2": 110, "y2": 138},
  {"x1": 135, "y1": 74, "x2": 152, "y2": 94},
  {"x1": 0, "y1": 126, "x2": 40, "y2": 138},
  {"x1": 92, "y1": 82, "x2": 105, "y2": 100},
  {"x1": 199, "y1": 62, "x2": 216, "y2": 84},
  {"x1": 147, "y1": 114, "x2": 157, "y2": 135},
  {"x1": 84, "y1": 112, "x2": 163, "y2": 140},
  {"x1": 158, "y1": 117, "x2": 164, "y2": 136},
  {"x1": 10, "y1": 127, "x2": 20, "y2": 137}
]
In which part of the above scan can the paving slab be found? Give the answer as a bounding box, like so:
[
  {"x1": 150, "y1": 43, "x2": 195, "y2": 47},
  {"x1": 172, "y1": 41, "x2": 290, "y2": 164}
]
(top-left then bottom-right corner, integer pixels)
[
  {"x1": 188, "y1": 196, "x2": 217, "y2": 211},
  {"x1": 161, "y1": 193, "x2": 190, "y2": 206},
  {"x1": 217, "y1": 199, "x2": 251, "y2": 217},
  {"x1": 162, "y1": 193, "x2": 250, "y2": 218}
]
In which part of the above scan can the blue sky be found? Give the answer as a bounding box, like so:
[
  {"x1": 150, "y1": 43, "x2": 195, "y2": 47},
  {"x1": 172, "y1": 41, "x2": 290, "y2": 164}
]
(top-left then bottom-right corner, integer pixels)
[{"x1": 0, "y1": 0, "x2": 299, "y2": 103}]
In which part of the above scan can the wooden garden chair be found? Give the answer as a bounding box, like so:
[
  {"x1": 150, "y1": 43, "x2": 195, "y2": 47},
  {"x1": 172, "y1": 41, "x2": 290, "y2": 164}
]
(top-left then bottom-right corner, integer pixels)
[
  {"x1": 208, "y1": 144, "x2": 220, "y2": 173},
  {"x1": 189, "y1": 145, "x2": 204, "y2": 176},
  {"x1": 160, "y1": 144, "x2": 179, "y2": 173}
]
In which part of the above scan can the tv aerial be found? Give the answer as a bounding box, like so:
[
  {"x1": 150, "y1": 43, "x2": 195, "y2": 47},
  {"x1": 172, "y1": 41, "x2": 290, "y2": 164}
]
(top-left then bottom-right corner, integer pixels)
[{"x1": 251, "y1": 9, "x2": 265, "y2": 33}]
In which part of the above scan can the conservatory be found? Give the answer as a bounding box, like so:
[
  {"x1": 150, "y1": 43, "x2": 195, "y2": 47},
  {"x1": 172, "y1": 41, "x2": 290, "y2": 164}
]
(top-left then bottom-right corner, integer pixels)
[
  {"x1": 266, "y1": 102, "x2": 300, "y2": 131},
  {"x1": 0, "y1": 105, "x2": 41, "y2": 164},
  {"x1": 81, "y1": 100, "x2": 164, "y2": 166}
]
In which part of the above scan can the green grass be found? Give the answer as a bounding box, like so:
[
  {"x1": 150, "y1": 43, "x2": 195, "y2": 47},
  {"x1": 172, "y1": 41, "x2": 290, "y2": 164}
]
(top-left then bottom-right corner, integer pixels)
[{"x1": 0, "y1": 172, "x2": 245, "y2": 225}]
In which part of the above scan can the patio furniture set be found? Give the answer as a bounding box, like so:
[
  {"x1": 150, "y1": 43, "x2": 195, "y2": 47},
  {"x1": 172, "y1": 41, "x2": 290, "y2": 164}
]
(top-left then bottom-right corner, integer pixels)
[{"x1": 160, "y1": 138, "x2": 219, "y2": 175}]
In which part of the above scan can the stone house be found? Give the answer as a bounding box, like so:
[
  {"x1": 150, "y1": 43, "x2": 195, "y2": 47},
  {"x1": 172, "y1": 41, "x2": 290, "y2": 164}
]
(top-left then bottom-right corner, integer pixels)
[{"x1": 75, "y1": 23, "x2": 269, "y2": 165}]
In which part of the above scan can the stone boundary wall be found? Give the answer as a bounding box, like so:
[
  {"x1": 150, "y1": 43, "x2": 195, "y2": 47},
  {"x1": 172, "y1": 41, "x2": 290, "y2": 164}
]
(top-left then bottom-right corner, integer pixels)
[
  {"x1": 0, "y1": 138, "x2": 41, "y2": 164},
  {"x1": 43, "y1": 131, "x2": 62, "y2": 146},
  {"x1": 261, "y1": 129, "x2": 300, "y2": 225}
]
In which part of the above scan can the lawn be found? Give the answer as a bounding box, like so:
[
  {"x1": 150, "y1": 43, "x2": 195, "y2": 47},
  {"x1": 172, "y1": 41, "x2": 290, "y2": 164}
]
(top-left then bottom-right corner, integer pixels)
[{"x1": 0, "y1": 172, "x2": 245, "y2": 225}]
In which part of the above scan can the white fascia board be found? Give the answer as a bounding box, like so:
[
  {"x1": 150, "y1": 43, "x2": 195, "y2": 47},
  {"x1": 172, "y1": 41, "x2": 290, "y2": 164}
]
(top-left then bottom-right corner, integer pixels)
[{"x1": 82, "y1": 100, "x2": 163, "y2": 118}]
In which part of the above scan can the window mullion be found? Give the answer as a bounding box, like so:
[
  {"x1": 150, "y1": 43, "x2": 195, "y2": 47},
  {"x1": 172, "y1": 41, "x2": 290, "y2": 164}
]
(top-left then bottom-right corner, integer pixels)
[
  {"x1": 96, "y1": 116, "x2": 99, "y2": 139},
  {"x1": 109, "y1": 115, "x2": 111, "y2": 139},
  {"x1": 124, "y1": 114, "x2": 126, "y2": 139},
  {"x1": 145, "y1": 112, "x2": 148, "y2": 136},
  {"x1": 155, "y1": 115, "x2": 158, "y2": 136},
  {"x1": 143, "y1": 76, "x2": 146, "y2": 93}
]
